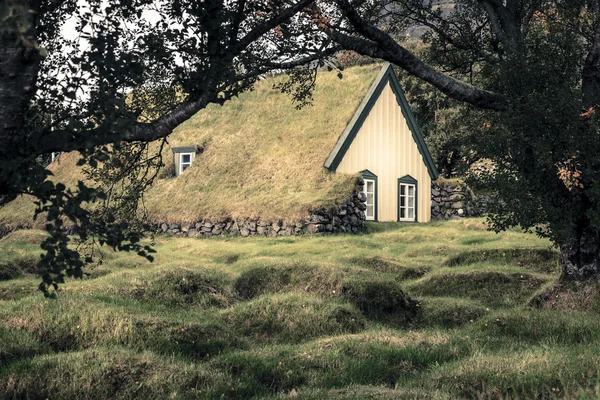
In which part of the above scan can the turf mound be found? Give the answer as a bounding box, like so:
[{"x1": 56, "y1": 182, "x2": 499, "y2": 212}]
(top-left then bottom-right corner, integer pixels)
[
  {"x1": 235, "y1": 265, "x2": 418, "y2": 321},
  {"x1": 0, "y1": 255, "x2": 38, "y2": 281},
  {"x1": 409, "y1": 271, "x2": 546, "y2": 307},
  {"x1": 445, "y1": 248, "x2": 559, "y2": 274},
  {"x1": 529, "y1": 281, "x2": 600, "y2": 313},
  {"x1": 346, "y1": 256, "x2": 430, "y2": 279},
  {"x1": 0, "y1": 348, "x2": 216, "y2": 400},
  {"x1": 221, "y1": 294, "x2": 366, "y2": 343},
  {"x1": 126, "y1": 268, "x2": 236, "y2": 308},
  {"x1": 415, "y1": 297, "x2": 487, "y2": 328}
]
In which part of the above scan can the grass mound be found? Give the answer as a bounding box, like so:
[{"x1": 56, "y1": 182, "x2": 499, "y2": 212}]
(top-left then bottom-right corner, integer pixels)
[
  {"x1": 445, "y1": 248, "x2": 559, "y2": 274},
  {"x1": 467, "y1": 309, "x2": 600, "y2": 345},
  {"x1": 4, "y1": 220, "x2": 598, "y2": 399},
  {"x1": 0, "y1": 229, "x2": 48, "y2": 245},
  {"x1": 221, "y1": 294, "x2": 366, "y2": 343},
  {"x1": 234, "y1": 264, "x2": 342, "y2": 299},
  {"x1": 346, "y1": 256, "x2": 430, "y2": 279},
  {"x1": 409, "y1": 271, "x2": 546, "y2": 307},
  {"x1": 421, "y1": 344, "x2": 600, "y2": 399},
  {"x1": 415, "y1": 297, "x2": 487, "y2": 328},
  {"x1": 340, "y1": 278, "x2": 417, "y2": 322},
  {"x1": 0, "y1": 347, "x2": 216, "y2": 400},
  {"x1": 235, "y1": 265, "x2": 417, "y2": 322},
  {"x1": 0, "y1": 255, "x2": 38, "y2": 281},
  {"x1": 0, "y1": 327, "x2": 50, "y2": 365},
  {"x1": 127, "y1": 268, "x2": 236, "y2": 308},
  {"x1": 1, "y1": 295, "x2": 243, "y2": 358},
  {"x1": 529, "y1": 281, "x2": 600, "y2": 313}
]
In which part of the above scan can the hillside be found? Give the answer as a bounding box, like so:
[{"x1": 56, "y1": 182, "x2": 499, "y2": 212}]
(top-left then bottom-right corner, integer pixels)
[
  {"x1": 0, "y1": 65, "x2": 382, "y2": 229},
  {"x1": 2, "y1": 220, "x2": 600, "y2": 398}
]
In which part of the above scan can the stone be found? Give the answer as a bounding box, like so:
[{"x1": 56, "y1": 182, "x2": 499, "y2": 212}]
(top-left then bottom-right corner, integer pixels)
[
  {"x1": 161, "y1": 223, "x2": 168, "y2": 232},
  {"x1": 450, "y1": 193, "x2": 463, "y2": 201},
  {"x1": 212, "y1": 226, "x2": 222, "y2": 235},
  {"x1": 431, "y1": 188, "x2": 440, "y2": 197},
  {"x1": 257, "y1": 226, "x2": 265, "y2": 235},
  {"x1": 204, "y1": 222, "x2": 213, "y2": 228},
  {"x1": 357, "y1": 192, "x2": 367, "y2": 202},
  {"x1": 457, "y1": 208, "x2": 464, "y2": 216},
  {"x1": 451, "y1": 202, "x2": 464, "y2": 209},
  {"x1": 202, "y1": 226, "x2": 212, "y2": 232},
  {"x1": 357, "y1": 203, "x2": 367, "y2": 211},
  {"x1": 181, "y1": 225, "x2": 189, "y2": 233},
  {"x1": 240, "y1": 227, "x2": 250, "y2": 237},
  {"x1": 306, "y1": 224, "x2": 320, "y2": 234},
  {"x1": 170, "y1": 223, "x2": 179, "y2": 230},
  {"x1": 248, "y1": 221, "x2": 257, "y2": 231},
  {"x1": 195, "y1": 222, "x2": 203, "y2": 230}
]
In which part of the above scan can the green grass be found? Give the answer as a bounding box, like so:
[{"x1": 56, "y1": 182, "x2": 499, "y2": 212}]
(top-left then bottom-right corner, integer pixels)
[
  {"x1": 0, "y1": 65, "x2": 382, "y2": 228},
  {"x1": 2, "y1": 218, "x2": 600, "y2": 399}
]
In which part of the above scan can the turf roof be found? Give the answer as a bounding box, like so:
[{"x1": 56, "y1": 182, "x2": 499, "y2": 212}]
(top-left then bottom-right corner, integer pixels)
[{"x1": 0, "y1": 64, "x2": 382, "y2": 227}]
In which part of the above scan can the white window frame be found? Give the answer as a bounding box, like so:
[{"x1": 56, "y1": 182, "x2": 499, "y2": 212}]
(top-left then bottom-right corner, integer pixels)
[
  {"x1": 178, "y1": 152, "x2": 193, "y2": 175},
  {"x1": 362, "y1": 178, "x2": 376, "y2": 221},
  {"x1": 399, "y1": 183, "x2": 416, "y2": 222}
]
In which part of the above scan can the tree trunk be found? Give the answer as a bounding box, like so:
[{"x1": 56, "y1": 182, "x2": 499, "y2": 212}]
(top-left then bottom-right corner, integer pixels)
[
  {"x1": 0, "y1": 1, "x2": 41, "y2": 159},
  {"x1": 560, "y1": 226, "x2": 600, "y2": 281}
]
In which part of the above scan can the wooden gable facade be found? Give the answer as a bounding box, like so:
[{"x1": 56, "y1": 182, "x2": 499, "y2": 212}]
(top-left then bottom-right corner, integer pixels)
[{"x1": 325, "y1": 63, "x2": 439, "y2": 222}]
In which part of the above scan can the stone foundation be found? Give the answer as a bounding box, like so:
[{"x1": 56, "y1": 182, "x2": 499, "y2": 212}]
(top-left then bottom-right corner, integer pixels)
[{"x1": 150, "y1": 179, "x2": 368, "y2": 237}]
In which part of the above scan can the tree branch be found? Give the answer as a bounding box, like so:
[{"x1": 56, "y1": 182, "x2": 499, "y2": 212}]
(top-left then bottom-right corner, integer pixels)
[{"x1": 332, "y1": 0, "x2": 508, "y2": 110}]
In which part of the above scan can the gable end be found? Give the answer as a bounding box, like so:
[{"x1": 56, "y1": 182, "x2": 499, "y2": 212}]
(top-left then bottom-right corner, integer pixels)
[{"x1": 324, "y1": 63, "x2": 439, "y2": 180}]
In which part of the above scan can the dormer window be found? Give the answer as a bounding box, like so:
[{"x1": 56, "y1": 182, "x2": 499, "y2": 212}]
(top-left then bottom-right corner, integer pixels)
[
  {"x1": 180, "y1": 153, "x2": 193, "y2": 174},
  {"x1": 172, "y1": 146, "x2": 196, "y2": 176}
]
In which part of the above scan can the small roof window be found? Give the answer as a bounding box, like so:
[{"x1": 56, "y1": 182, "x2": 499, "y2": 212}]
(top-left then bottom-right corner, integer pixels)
[{"x1": 172, "y1": 146, "x2": 196, "y2": 176}]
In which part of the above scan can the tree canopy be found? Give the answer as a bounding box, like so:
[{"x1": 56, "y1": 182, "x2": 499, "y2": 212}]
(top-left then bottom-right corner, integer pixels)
[{"x1": 3, "y1": 0, "x2": 600, "y2": 292}]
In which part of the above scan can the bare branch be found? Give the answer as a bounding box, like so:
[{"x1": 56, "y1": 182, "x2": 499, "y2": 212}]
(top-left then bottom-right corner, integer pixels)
[{"x1": 332, "y1": 0, "x2": 508, "y2": 110}]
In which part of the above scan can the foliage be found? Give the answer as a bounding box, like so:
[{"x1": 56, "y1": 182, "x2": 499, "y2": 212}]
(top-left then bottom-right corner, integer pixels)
[
  {"x1": 330, "y1": 0, "x2": 600, "y2": 279},
  {"x1": 0, "y1": 0, "x2": 338, "y2": 293}
]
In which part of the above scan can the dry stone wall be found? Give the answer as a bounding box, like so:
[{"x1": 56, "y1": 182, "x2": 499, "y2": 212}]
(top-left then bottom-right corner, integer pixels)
[
  {"x1": 431, "y1": 181, "x2": 488, "y2": 219},
  {"x1": 150, "y1": 179, "x2": 368, "y2": 237}
]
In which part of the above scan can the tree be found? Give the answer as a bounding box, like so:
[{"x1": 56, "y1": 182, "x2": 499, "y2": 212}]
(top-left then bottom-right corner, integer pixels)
[
  {"x1": 0, "y1": 0, "x2": 337, "y2": 295},
  {"x1": 328, "y1": 0, "x2": 600, "y2": 281}
]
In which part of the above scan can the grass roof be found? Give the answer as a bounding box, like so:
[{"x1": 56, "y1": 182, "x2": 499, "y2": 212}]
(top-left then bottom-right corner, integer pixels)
[{"x1": 0, "y1": 64, "x2": 382, "y2": 228}]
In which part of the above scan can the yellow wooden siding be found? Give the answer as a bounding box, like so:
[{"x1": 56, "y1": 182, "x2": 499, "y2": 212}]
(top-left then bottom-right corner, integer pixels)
[{"x1": 336, "y1": 82, "x2": 431, "y2": 222}]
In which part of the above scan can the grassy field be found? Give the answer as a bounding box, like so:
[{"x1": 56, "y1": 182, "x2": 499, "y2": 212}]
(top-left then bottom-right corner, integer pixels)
[{"x1": 1, "y1": 219, "x2": 600, "y2": 399}]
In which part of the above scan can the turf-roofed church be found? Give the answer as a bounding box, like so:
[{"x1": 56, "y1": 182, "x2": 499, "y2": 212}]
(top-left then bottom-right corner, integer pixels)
[{"x1": 0, "y1": 63, "x2": 438, "y2": 234}]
